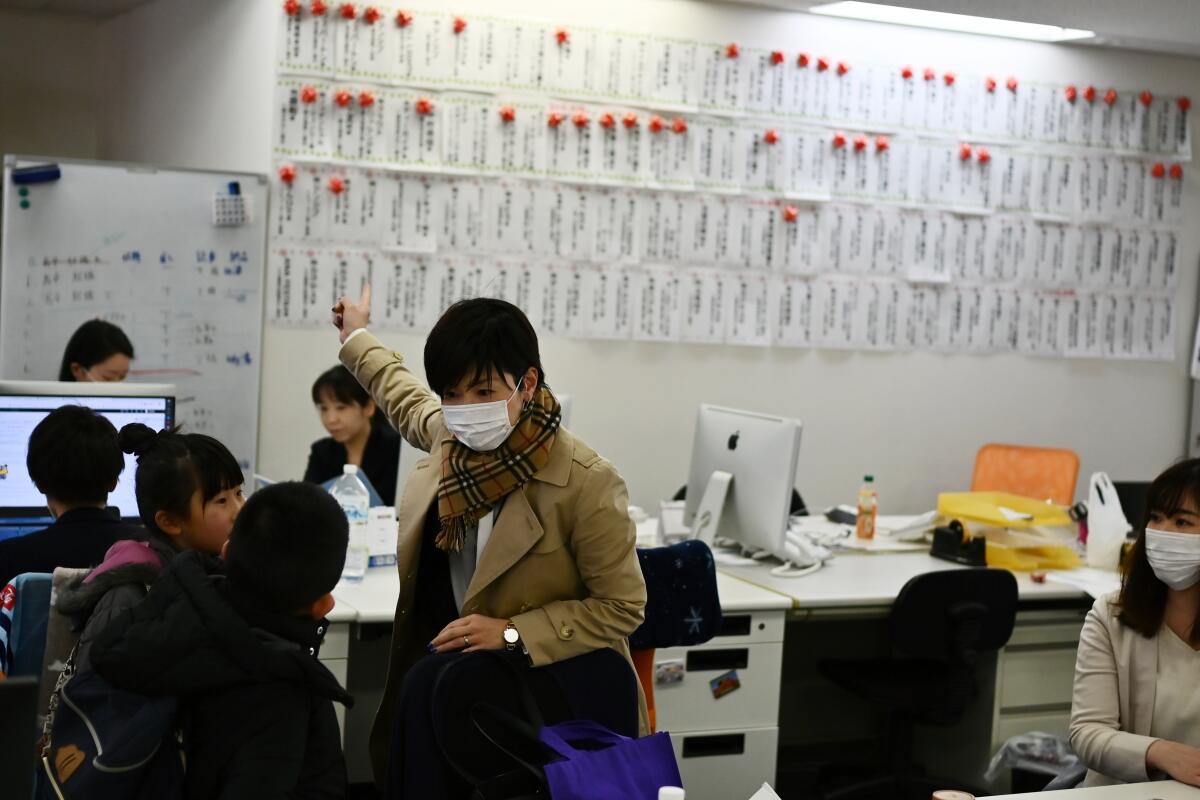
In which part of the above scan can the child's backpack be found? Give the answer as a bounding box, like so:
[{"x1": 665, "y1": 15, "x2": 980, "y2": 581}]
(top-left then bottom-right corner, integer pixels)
[{"x1": 35, "y1": 644, "x2": 185, "y2": 800}]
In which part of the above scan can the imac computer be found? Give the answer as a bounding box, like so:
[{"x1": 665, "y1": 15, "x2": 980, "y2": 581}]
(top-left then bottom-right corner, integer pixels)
[
  {"x1": 683, "y1": 404, "x2": 803, "y2": 562},
  {"x1": 0, "y1": 381, "x2": 175, "y2": 540}
]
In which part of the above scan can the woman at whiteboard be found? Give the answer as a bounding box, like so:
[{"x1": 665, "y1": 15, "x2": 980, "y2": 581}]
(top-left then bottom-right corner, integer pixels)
[
  {"x1": 332, "y1": 287, "x2": 647, "y2": 797},
  {"x1": 59, "y1": 319, "x2": 134, "y2": 382},
  {"x1": 1070, "y1": 458, "x2": 1200, "y2": 788}
]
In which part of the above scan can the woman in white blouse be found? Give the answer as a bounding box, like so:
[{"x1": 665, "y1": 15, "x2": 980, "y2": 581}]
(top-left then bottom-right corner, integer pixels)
[{"x1": 1071, "y1": 459, "x2": 1200, "y2": 787}]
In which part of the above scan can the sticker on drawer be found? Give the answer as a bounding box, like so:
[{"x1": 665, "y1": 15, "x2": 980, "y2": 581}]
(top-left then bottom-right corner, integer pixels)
[
  {"x1": 709, "y1": 669, "x2": 741, "y2": 699},
  {"x1": 655, "y1": 659, "x2": 685, "y2": 686}
]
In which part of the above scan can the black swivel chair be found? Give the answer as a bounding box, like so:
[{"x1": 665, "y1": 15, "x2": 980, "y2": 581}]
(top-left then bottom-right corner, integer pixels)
[
  {"x1": 0, "y1": 676, "x2": 39, "y2": 799},
  {"x1": 817, "y1": 569, "x2": 1019, "y2": 800}
]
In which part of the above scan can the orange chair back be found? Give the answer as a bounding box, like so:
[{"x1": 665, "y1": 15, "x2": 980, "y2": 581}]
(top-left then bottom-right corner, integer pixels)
[
  {"x1": 971, "y1": 443, "x2": 1080, "y2": 506},
  {"x1": 631, "y1": 647, "x2": 657, "y2": 733}
]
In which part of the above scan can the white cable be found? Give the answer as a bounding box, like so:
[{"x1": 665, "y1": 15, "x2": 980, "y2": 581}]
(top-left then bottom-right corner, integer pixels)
[{"x1": 769, "y1": 560, "x2": 824, "y2": 578}]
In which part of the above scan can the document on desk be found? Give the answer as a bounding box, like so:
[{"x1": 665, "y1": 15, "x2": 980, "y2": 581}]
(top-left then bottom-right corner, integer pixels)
[{"x1": 1045, "y1": 568, "x2": 1121, "y2": 599}]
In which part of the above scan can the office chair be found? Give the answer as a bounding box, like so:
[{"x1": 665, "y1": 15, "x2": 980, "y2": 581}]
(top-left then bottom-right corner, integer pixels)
[
  {"x1": 816, "y1": 569, "x2": 1019, "y2": 800},
  {"x1": 0, "y1": 676, "x2": 39, "y2": 799},
  {"x1": 1, "y1": 572, "x2": 52, "y2": 678},
  {"x1": 971, "y1": 444, "x2": 1080, "y2": 506},
  {"x1": 629, "y1": 539, "x2": 723, "y2": 731}
]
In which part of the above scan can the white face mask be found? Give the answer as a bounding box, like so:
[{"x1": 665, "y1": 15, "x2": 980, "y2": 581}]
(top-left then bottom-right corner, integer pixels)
[
  {"x1": 1145, "y1": 527, "x2": 1200, "y2": 591},
  {"x1": 442, "y1": 379, "x2": 524, "y2": 452}
]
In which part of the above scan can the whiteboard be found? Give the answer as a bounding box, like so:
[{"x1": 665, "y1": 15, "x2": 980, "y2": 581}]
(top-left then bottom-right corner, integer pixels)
[{"x1": 1, "y1": 155, "x2": 269, "y2": 480}]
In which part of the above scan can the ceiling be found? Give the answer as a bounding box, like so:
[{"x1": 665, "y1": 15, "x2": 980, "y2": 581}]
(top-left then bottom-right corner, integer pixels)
[
  {"x1": 720, "y1": 0, "x2": 1200, "y2": 58},
  {"x1": 0, "y1": 0, "x2": 153, "y2": 18}
]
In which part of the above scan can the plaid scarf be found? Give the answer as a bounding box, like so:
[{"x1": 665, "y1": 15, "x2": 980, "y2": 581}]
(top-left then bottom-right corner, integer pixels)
[{"x1": 435, "y1": 386, "x2": 562, "y2": 552}]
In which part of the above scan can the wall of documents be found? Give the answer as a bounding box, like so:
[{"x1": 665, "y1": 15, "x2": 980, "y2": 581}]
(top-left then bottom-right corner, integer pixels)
[{"x1": 269, "y1": 2, "x2": 1191, "y2": 362}]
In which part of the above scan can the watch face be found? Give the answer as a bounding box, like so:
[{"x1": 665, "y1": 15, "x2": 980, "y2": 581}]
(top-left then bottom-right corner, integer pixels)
[{"x1": 503, "y1": 627, "x2": 520, "y2": 644}]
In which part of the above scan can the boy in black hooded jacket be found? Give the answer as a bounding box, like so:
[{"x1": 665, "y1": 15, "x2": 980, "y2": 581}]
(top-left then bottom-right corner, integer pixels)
[{"x1": 92, "y1": 482, "x2": 353, "y2": 800}]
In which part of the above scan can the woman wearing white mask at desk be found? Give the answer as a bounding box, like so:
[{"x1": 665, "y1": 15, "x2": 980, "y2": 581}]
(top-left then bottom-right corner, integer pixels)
[
  {"x1": 331, "y1": 287, "x2": 647, "y2": 798},
  {"x1": 59, "y1": 319, "x2": 134, "y2": 382},
  {"x1": 1071, "y1": 459, "x2": 1200, "y2": 787}
]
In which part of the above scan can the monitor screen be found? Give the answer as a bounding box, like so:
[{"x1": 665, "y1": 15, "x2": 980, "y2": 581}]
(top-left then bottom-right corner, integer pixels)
[{"x1": 0, "y1": 393, "x2": 174, "y2": 519}]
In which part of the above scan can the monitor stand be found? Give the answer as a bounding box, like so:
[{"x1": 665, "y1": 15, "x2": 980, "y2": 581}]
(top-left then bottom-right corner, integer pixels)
[{"x1": 690, "y1": 470, "x2": 733, "y2": 545}]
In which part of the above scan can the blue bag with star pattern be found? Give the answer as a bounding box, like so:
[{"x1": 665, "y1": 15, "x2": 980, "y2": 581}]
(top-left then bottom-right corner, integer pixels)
[{"x1": 629, "y1": 540, "x2": 722, "y2": 650}]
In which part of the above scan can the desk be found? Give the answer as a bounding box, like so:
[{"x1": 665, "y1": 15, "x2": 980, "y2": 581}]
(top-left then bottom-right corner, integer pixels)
[
  {"x1": 721, "y1": 550, "x2": 1093, "y2": 795},
  {"x1": 986, "y1": 780, "x2": 1200, "y2": 799}
]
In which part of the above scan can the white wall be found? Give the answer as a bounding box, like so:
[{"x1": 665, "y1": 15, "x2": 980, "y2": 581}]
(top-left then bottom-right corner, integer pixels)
[
  {"x1": 0, "y1": 11, "x2": 102, "y2": 160},
  {"x1": 80, "y1": 0, "x2": 1200, "y2": 511}
]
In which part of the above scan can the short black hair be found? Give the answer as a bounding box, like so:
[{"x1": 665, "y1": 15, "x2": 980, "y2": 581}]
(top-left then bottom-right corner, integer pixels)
[
  {"x1": 224, "y1": 482, "x2": 348, "y2": 614},
  {"x1": 118, "y1": 423, "x2": 243, "y2": 536},
  {"x1": 27, "y1": 405, "x2": 124, "y2": 506},
  {"x1": 1118, "y1": 458, "x2": 1200, "y2": 643},
  {"x1": 59, "y1": 319, "x2": 134, "y2": 382},
  {"x1": 311, "y1": 365, "x2": 372, "y2": 407},
  {"x1": 424, "y1": 298, "x2": 546, "y2": 397}
]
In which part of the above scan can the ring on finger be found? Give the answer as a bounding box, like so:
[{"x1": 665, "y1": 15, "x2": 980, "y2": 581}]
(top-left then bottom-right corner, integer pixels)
[{"x1": 463, "y1": 635, "x2": 470, "y2": 647}]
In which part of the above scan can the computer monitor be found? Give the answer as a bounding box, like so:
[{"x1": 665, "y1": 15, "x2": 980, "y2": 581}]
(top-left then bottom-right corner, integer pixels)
[
  {"x1": 0, "y1": 381, "x2": 175, "y2": 523},
  {"x1": 683, "y1": 404, "x2": 803, "y2": 561}
]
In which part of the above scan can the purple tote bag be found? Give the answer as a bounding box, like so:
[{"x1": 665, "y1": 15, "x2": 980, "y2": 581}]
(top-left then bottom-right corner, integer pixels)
[{"x1": 539, "y1": 719, "x2": 682, "y2": 800}]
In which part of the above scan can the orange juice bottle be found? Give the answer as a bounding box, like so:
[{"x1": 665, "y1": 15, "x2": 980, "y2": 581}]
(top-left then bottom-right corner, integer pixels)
[{"x1": 856, "y1": 475, "x2": 877, "y2": 540}]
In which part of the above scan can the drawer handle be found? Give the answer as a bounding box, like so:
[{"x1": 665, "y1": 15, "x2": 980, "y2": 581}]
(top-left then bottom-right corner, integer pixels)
[
  {"x1": 686, "y1": 649, "x2": 749, "y2": 672},
  {"x1": 682, "y1": 733, "x2": 746, "y2": 759},
  {"x1": 716, "y1": 615, "x2": 751, "y2": 637}
]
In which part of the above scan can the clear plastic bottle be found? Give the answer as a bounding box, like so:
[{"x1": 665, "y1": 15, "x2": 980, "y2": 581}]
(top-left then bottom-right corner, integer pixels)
[
  {"x1": 855, "y1": 475, "x2": 877, "y2": 540},
  {"x1": 657, "y1": 788, "x2": 685, "y2": 800},
  {"x1": 330, "y1": 464, "x2": 369, "y2": 582}
]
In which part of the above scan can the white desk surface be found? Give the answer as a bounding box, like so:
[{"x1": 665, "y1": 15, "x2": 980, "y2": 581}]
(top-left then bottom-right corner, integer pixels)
[
  {"x1": 329, "y1": 564, "x2": 790, "y2": 625},
  {"x1": 985, "y1": 780, "x2": 1200, "y2": 799},
  {"x1": 719, "y1": 551, "x2": 1091, "y2": 610}
]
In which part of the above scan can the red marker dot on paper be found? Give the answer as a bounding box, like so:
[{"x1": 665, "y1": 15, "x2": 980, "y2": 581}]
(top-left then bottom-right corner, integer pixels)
[
  {"x1": 837, "y1": 61, "x2": 850, "y2": 76},
  {"x1": 647, "y1": 116, "x2": 665, "y2": 133},
  {"x1": 396, "y1": 10, "x2": 412, "y2": 27},
  {"x1": 1006, "y1": 76, "x2": 1018, "y2": 92},
  {"x1": 726, "y1": 43, "x2": 740, "y2": 59},
  {"x1": 310, "y1": 0, "x2": 327, "y2": 14},
  {"x1": 671, "y1": 117, "x2": 687, "y2": 134},
  {"x1": 623, "y1": 112, "x2": 639, "y2": 129},
  {"x1": 1139, "y1": 90, "x2": 1154, "y2": 106},
  {"x1": 770, "y1": 50, "x2": 785, "y2": 66},
  {"x1": 452, "y1": 16, "x2": 467, "y2": 34},
  {"x1": 278, "y1": 164, "x2": 297, "y2": 184},
  {"x1": 875, "y1": 135, "x2": 890, "y2": 152},
  {"x1": 985, "y1": 76, "x2": 997, "y2": 93},
  {"x1": 328, "y1": 176, "x2": 346, "y2": 194},
  {"x1": 334, "y1": 89, "x2": 353, "y2": 107},
  {"x1": 764, "y1": 129, "x2": 779, "y2": 145},
  {"x1": 1064, "y1": 85, "x2": 1078, "y2": 103},
  {"x1": 1179, "y1": 97, "x2": 1192, "y2": 112},
  {"x1": 1083, "y1": 85, "x2": 1096, "y2": 103},
  {"x1": 414, "y1": 97, "x2": 433, "y2": 115},
  {"x1": 782, "y1": 205, "x2": 800, "y2": 223},
  {"x1": 363, "y1": 6, "x2": 380, "y2": 23},
  {"x1": 1170, "y1": 163, "x2": 1184, "y2": 180},
  {"x1": 901, "y1": 66, "x2": 913, "y2": 80},
  {"x1": 959, "y1": 143, "x2": 973, "y2": 161},
  {"x1": 338, "y1": 3, "x2": 355, "y2": 20},
  {"x1": 832, "y1": 131, "x2": 847, "y2": 149},
  {"x1": 923, "y1": 67, "x2": 936, "y2": 81},
  {"x1": 300, "y1": 85, "x2": 319, "y2": 104},
  {"x1": 797, "y1": 53, "x2": 811, "y2": 68},
  {"x1": 1104, "y1": 88, "x2": 1118, "y2": 105},
  {"x1": 572, "y1": 111, "x2": 590, "y2": 128},
  {"x1": 284, "y1": 0, "x2": 302, "y2": 17},
  {"x1": 358, "y1": 90, "x2": 375, "y2": 108},
  {"x1": 943, "y1": 72, "x2": 956, "y2": 86},
  {"x1": 498, "y1": 106, "x2": 516, "y2": 123},
  {"x1": 547, "y1": 112, "x2": 565, "y2": 128},
  {"x1": 853, "y1": 134, "x2": 867, "y2": 152},
  {"x1": 599, "y1": 113, "x2": 615, "y2": 129},
  {"x1": 976, "y1": 147, "x2": 991, "y2": 164},
  {"x1": 555, "y1": 28, "x2": 569, "y2": 45},
  {"x1": 817, "y1": 56, "x2": 830, "y2": 72},
  {"x1": 1150, "y1": 162, "x2": 1166, "y2": 178}
]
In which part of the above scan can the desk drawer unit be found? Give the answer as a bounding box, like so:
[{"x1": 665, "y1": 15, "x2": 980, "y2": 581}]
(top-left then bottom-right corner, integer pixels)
[
  {"x1": 992, "y1": 608, "x2": 1085, "y2": 751},
  {"x1": 671, "y1": 726, "x2": 778, "y2": 800},
  {"x1": 654, "y1": 642, "x2": 783, "y2": 732}
]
